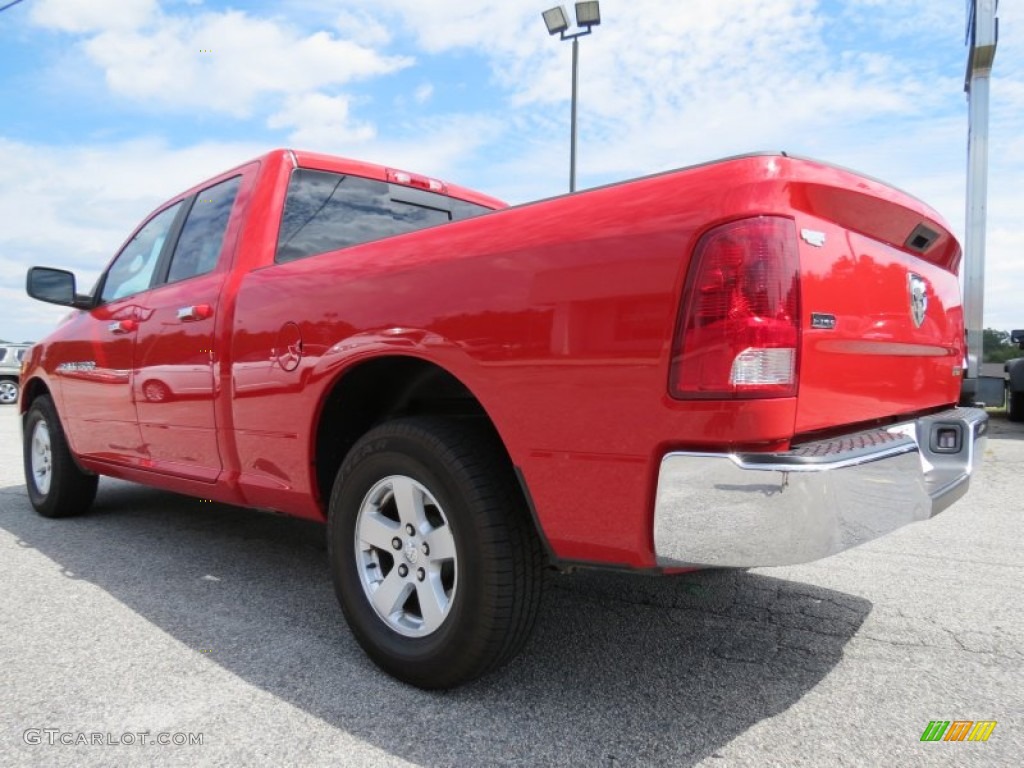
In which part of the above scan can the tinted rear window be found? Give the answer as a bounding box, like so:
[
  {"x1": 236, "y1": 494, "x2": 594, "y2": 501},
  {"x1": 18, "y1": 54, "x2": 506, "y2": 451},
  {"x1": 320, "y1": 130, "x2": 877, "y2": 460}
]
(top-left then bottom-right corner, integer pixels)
[{"x1": 276, "y1": 169, "x2": 489, "y2": 264}]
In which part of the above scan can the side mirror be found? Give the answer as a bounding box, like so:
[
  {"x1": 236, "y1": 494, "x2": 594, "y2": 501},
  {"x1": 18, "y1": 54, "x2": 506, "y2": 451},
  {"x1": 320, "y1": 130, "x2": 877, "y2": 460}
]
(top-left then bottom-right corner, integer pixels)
[
  {"x1": 1011, "y1": 329, "x2": 1024, "y2": 350},
  {"x1": 26, "y1": 267, "x2": 91, "y2": 309}
]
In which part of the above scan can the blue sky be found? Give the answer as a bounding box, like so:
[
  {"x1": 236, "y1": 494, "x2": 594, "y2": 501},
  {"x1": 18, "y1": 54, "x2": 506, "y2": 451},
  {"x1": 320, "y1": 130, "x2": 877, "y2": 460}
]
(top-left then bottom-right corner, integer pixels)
[{"x1": 1, "y1": 0, "x2": 1021, "y2": 343}]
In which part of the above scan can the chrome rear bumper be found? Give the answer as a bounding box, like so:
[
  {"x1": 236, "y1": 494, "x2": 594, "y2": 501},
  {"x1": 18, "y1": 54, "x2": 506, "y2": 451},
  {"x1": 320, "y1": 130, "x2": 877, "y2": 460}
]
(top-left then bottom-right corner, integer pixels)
[{"x1": 653, "y1": 407, "x2": 988, "y2": 568}]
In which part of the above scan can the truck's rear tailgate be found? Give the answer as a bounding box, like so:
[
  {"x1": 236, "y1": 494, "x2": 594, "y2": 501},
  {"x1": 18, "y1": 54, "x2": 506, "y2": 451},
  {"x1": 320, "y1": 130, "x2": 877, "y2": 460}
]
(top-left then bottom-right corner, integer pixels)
[{"x1": 792, "y1": 178, "x2": 964, "y2": 435}]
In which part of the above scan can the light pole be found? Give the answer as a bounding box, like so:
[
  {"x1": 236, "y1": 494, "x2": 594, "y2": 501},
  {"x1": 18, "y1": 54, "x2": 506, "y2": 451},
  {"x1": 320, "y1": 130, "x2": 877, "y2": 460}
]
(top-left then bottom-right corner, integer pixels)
[
  {"x1": 963, "y1": 0, "x2": 998, "y2": 388},
  {"x1": 542, "y1": 3, "x2": 601, "y2": 193}
]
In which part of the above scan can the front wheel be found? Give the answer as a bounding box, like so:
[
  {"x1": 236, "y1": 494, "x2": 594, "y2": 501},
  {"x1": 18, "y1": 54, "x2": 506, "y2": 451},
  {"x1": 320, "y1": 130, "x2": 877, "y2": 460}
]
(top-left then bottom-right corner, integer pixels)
[
  {"x1": 23, "y1": 396, "x2": 98, "y2": 518},
  {"x1": 328, "y1": 417, "x2": 544, "y2": 689}
]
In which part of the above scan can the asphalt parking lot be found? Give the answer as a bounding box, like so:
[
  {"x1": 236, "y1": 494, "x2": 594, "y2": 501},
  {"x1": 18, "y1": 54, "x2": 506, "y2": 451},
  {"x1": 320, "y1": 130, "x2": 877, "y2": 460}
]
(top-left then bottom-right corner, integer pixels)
[{"x1": 1, "y1": 405, "x2": 1021, "y2": 767}]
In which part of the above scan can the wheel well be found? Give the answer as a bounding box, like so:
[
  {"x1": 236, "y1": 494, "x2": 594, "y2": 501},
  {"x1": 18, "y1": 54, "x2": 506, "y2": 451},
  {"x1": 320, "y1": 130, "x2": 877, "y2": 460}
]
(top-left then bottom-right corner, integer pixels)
[
  {"x1": 314, "y1": 357, "x2": 500, "y2": 508},
  {"x1": 19, "y1": 377, "x2": 50, "y2": 411}
]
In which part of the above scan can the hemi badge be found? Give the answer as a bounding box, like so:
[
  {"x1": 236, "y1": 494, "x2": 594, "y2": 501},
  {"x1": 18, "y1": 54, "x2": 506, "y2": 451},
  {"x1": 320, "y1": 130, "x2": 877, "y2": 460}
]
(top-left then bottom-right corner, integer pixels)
[
  {"x1": 801, "y1": 229, "x2": 826, "y2": 247},
  {"x1": 810, "y1": 313, "x2": 837, "y2": 330}
]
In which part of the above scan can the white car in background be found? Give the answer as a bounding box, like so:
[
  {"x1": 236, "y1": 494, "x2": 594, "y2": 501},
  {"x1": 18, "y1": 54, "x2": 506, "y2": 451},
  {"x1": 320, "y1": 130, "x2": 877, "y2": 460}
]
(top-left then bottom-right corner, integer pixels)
[{"x1": 0, "y1": 343, "x2": 32, "y2": 405}]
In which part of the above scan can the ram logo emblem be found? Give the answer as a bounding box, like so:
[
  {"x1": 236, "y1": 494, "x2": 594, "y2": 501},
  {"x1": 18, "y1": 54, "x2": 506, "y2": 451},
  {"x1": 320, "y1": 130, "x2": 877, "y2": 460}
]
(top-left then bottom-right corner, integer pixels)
[{"x1": 908, "y1": 273, "x2": 928, "y2": 328}]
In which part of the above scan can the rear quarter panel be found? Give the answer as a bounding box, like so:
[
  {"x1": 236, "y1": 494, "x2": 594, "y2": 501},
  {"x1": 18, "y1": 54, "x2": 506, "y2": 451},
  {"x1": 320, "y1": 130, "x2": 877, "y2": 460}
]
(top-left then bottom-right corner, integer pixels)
[{"x1": 231, "y1": 156, "x2": 813, "y2": 566}]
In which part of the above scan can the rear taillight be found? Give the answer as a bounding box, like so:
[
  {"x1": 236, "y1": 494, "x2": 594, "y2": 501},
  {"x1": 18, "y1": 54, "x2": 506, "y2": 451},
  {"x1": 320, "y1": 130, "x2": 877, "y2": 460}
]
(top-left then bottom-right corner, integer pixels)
[{"x1": 670, "y1": 216, "x2": 801, "y2": 399}]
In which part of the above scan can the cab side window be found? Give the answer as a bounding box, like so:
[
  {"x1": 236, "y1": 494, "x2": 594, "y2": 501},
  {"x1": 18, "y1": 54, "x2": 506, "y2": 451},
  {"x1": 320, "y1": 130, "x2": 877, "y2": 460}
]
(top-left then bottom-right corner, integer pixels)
[
  {"x1": 275, "y1": 170, "x2": 451, "y2": 264},
  {"x1": 166, "y1": 176, "x2": 242, "y2": 284},
  {"x1": 100, "y1": 202, "x2": 183, "y2": 303}
]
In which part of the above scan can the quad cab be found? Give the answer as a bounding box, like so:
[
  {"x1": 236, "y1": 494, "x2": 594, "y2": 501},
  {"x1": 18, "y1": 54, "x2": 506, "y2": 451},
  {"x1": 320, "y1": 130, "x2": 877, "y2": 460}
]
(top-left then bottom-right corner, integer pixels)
[{"x1": 22, "y1": 150, "x2": 987, "y2": 687}]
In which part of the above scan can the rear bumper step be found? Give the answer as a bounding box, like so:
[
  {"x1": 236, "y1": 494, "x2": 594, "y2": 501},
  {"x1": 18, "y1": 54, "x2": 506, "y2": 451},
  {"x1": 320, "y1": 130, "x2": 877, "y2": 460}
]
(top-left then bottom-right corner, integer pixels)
[{"x1": 653, "y1": 407, "x2": 988, "y2": 567}]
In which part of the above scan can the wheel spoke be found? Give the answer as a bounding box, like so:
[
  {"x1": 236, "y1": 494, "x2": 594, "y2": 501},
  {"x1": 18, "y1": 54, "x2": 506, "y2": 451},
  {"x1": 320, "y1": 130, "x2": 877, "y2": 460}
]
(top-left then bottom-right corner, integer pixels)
[
  {"x1": 358, "y1": 510, "x2": 400, "y2": 552},
  {"x1": 416, "y1": 575, "x2": 448, "y2": 632},
  {"x1": 390, "y1": 476, "x2": 425, "y2": 531},
  {"x1": 371, "y1": 569, "x2": 413, "y2": 619},
  {"x1": 31, "y1": 422, "x2": 52, "y2": 495},
  {"x1": 355, "y1": 473, "x2": 459, "y2": 638},
  {"x1": 424, "y1": 524, "x2": 456, "y2": 563}
]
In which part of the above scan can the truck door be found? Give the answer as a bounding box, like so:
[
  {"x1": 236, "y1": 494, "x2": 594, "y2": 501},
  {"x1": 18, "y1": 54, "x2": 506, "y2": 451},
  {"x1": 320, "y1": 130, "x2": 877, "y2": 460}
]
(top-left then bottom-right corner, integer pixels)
[
  {"x1": 132, "y1": 173, "x2": 248, "y2": 481},
  {"x1": 59, "y1": 201, "x2": 185, "y2": 464}
]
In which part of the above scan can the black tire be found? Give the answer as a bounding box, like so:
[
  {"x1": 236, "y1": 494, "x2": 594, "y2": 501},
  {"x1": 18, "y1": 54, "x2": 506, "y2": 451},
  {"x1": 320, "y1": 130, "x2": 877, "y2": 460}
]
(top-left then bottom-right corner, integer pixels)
[
  {"x1": 1009, "y1": 391, "x2": 1024, "y2": 423},
  {"x1": 328, "y1": 416, "x2": 544, "y2": 689},
  {"x1": 23, "y1": 396, "x2": 98, "y2": 518}
]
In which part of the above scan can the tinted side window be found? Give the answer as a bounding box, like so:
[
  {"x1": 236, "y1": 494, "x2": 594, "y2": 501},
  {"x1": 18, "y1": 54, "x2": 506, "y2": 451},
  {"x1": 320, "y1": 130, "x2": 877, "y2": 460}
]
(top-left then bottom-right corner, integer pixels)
[
  {"x1": 101, "y1": 202, "x2": 183, "y2": 303},
  {"x1": 166, "y1": 176, "x2": 242, "y2": 284},
  {"x1": 276, "y1": 170, "x2": 452, "y2": 264}
]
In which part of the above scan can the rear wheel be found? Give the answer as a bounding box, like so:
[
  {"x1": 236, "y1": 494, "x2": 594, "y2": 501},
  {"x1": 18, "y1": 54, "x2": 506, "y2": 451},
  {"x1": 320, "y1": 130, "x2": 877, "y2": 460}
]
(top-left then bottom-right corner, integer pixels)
[
  {"x1": 0, "y1": 379, "x2": 18, "y2": 405},
  {"x1": 1009, "y1": 391, "x2": 1024, "y2": 423},
  {"x1": 23, "y1": 396, "x2": 98, "y2": 518},
  {"x1": 328, "y1": 416, "x2": 544, "y2": 689},
  {"x1": 142, "y1": 379, "x2": 171, "y2": 403}
]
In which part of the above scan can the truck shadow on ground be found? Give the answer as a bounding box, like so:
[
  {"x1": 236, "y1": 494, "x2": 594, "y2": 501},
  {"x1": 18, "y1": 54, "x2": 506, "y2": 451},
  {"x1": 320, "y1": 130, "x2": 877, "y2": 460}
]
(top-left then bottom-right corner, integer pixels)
[{"x1": 1, "y1": 480, "x2": 871, "y2": 767}]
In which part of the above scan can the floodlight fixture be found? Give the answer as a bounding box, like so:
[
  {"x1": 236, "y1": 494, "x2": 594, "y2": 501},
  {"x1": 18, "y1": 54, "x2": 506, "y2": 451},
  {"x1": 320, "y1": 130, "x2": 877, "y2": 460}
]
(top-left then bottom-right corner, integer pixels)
[
  {"x1": 575, "y1": 1, "x2": 601, "y2": 27},
  {"x1": 542, "y1": 6, "x2": 570, "y2": 35},
  {"x1": 539, "y1": 2, "x2": 602, "y2": 193}
]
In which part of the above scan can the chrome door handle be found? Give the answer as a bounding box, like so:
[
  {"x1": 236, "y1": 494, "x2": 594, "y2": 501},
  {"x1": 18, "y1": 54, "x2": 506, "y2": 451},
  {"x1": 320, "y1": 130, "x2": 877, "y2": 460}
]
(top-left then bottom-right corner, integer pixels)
[
  {"x1": 176, "y1": 304, "x2": 213, "y2": 322},
  {"x1": 108, "y1": 320, "x2": 136, "y2": 334}
]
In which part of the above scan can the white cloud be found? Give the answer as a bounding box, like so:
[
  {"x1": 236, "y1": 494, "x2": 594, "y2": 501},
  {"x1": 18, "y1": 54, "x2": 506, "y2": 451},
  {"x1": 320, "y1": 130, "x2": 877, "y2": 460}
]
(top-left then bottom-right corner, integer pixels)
[
  {"x1": 268, "y1": 93, "x2": 376, "y2": 146},
  {"x1": 350, "y1": 0, "x2": 535, "y2": 55},
  {"x1": 30, "y1": 0, "x2": 157, "y2": 33},
  {"x1": 74, "y1": 10, "x2": 411, "y2": 118},
  {"x1": 841, "y1": 0, "x2": 963, "y2": 40},
  {"x1": 984, "y1": 225, "x2": 1024, "y2": 330},
  {"x1": 414, "y1": 83, "x2": 434, "y2": 105},
  {"x1": 334, "y1": 9, "x2": 393, "y2": 47}
]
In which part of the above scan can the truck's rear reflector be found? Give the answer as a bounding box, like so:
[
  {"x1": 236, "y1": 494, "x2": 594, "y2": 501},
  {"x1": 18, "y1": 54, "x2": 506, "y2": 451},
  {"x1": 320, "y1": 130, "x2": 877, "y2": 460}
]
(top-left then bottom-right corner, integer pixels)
[{"x1": 670, "y1": 216, "x2": 801, "y2": 399}]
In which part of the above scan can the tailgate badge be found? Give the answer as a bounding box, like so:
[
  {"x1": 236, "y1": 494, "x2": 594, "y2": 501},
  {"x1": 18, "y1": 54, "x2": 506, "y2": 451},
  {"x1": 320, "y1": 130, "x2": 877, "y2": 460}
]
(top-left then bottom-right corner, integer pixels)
[
  {"x1": 908, "y1": 273, "x2": 928, "y2": 328},
  {"x1": 800, "y1": 229, "x2": 826, "y2": 247},
  {"x1": 810, "y1": 313, "x2": 837, "y2": 330}
]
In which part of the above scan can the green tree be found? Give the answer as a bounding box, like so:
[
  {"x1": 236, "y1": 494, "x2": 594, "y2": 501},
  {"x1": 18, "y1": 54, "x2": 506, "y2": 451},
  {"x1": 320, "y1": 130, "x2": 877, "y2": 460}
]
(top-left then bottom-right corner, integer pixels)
[{"x1": 983, "y1": 328, "x2": 1023, "y2": 364}]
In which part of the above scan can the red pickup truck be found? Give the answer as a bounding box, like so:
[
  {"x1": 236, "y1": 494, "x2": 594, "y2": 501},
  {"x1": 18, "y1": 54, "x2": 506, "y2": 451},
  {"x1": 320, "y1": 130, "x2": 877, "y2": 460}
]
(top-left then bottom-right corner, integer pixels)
[{"x1": 21, "y1": 149, "x2": 987, "y2": 688}]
